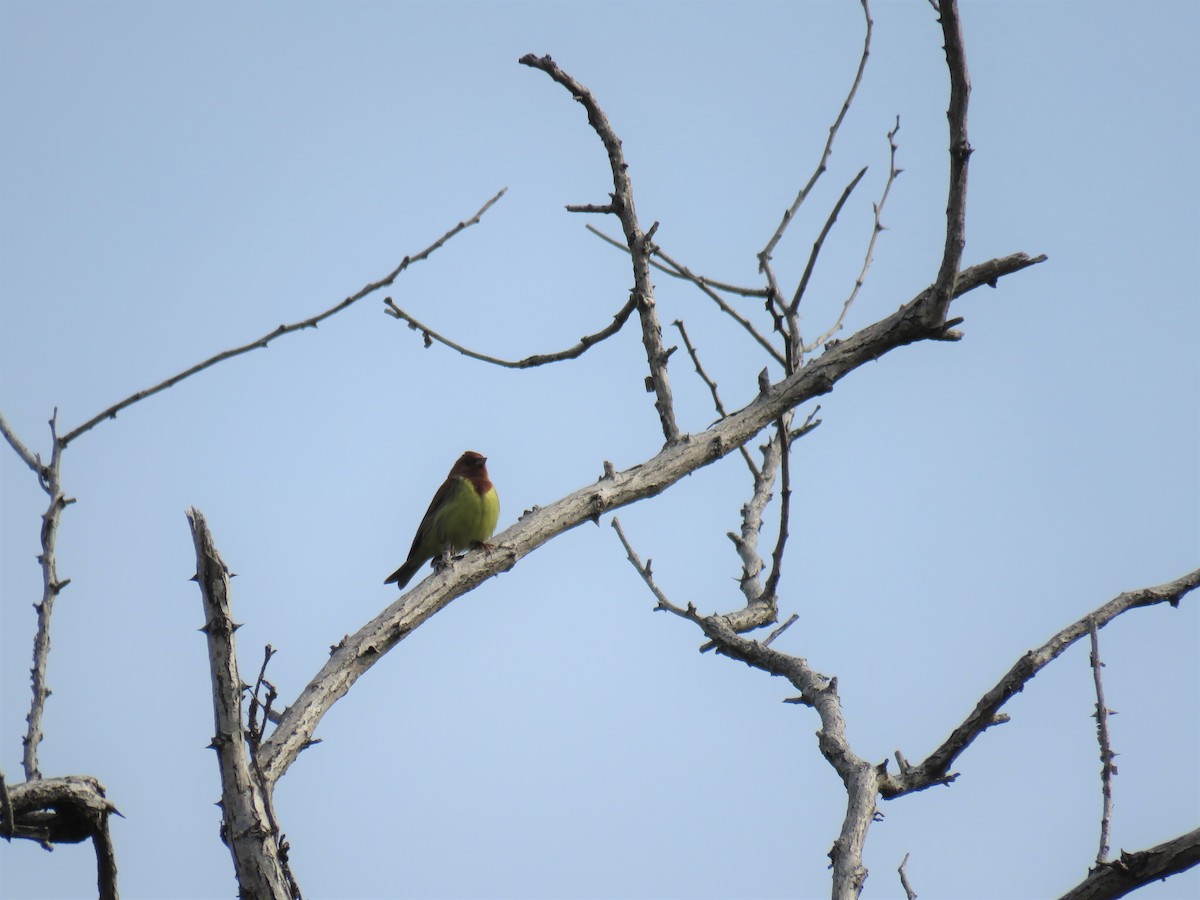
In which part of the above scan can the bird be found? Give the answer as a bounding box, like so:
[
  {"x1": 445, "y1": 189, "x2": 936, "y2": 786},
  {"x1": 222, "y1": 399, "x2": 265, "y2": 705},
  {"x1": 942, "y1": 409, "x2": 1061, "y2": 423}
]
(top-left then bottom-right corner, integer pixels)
[{"x1": 384, "y1": 450, "x2": 500, "y2": 588}]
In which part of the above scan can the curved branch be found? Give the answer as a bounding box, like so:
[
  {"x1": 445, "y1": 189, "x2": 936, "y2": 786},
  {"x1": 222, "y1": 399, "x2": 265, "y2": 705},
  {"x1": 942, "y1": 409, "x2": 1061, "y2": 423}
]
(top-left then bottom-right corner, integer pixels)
[
  {"x1": 60, "y1": 188, "x2": 506, "y2": 447},
  {"x1": 384, "y1": 296, "x2": 636, "y2": 367},
  {"x1": 1057, "y1": 828, "x2": 1200, "y2": 900},
  {"x1": 883, "y1": 567, "x2": 1200, "y2": 798},
  {"x1": 519, "y1": 54, "x2": 679, "y2": 444}
]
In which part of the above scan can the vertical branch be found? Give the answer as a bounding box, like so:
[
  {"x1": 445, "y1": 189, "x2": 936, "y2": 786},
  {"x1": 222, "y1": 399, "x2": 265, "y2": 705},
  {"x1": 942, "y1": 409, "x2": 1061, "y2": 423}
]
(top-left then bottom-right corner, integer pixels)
[
  {"x1": 187, "y1": 507, "x2": 297, "y2": 899},
  {"x1": 1088, "y1": 620, "x2": 1116, "y2": 865},
  {"x1": 22, "y1": 411, "x2": 74, "y2": 781},
  {"x1": 925, "y1": 0, "x2": 972, "y2": 327},
  {"x1": 829, "y1": 765, "x2": 882, "y2": 900},
  {"x1": 519, "y1": 53, "x2": 680, "y2": 444}
]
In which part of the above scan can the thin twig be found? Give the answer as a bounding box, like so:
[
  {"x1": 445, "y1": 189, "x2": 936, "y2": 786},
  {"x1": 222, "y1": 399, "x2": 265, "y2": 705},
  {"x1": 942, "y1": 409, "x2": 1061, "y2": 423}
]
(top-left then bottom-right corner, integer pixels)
[
  {"x1": 24, "y1": 411, "x2": 73, "y2": 781},
  {"x1": 585, "y1": 225, "x2": 770, "y2": 298},
  {"x1": 805, "y1": 117, "x2": 902, "y2": 353},
  {"x1": 762, "y1": 417, "x2": 794, "y2": 604},
  {"x1": 384, "y1": 296, "x2": 636, "y2": 367},
  {"x1": 758, "y1": 0, "x2": 873, "y2": 272},
  {"x1": 610, "y1": 517, "x2": 693, "y2": 619},
  {"x1": 762, "y1": 613, "x2": 799, "y2": 648},
  {"x1": 0, "y1": 410, "x2": 43, "y2": 475},
  {"x1": 247, "y1": 645, "x2": 279, "y2": 750},
  {"x1": 898, "y1": 852, "x2": 918, "y2": 900},
  {"x1": 673, "y1": 320, "x2": 759, "y2": 476},
  {"x1": 59, "y1": 189, "x2": 507, "y2": 447},
  {"x1": 520, "y1": 54, "x2": 680, "y2": 444},
  {"x1": 922, "y1": 0, "x2": 971, "y2": 329},
  {"x1": 882, "y1": 566, "x2": 1200, "y2": 798},
  {"x1": 1088, "y1": 619, "x2": 1116, "y2": 865},
  {"x1": 653, "y1": 245, "x2": 785, "y2": 367}
]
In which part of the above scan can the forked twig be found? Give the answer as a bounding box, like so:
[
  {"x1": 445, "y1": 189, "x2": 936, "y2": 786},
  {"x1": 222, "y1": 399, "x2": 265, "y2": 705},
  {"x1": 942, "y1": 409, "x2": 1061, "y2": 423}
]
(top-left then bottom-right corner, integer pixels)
[{"x1": 804, "y1": 117, "x2": 903, "y2": 353}]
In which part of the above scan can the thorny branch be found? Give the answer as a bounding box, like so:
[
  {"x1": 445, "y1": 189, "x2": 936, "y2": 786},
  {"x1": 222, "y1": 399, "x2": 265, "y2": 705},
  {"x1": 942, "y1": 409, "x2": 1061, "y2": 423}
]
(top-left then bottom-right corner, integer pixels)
[
  {"x1": 803, "y1": 116, "x2": 903, "y2": 355},
  {"x1": 1088, "y1": 620, "x2": 1116, "y2": 865}
]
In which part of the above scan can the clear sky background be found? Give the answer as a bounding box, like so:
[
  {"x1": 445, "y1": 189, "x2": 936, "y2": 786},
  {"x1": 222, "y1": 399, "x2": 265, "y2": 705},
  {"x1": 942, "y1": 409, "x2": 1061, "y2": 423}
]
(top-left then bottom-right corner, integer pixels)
[{"x1": 1, "y1": 1, "x2": 1197, "y2": 898}]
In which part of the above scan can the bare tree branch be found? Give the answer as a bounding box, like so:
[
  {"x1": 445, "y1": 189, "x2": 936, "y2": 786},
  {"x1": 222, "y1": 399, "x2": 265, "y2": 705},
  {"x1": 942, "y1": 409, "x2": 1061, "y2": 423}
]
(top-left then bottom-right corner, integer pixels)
[
  {"x1": 883, "y1": 567, "x2": 1200, "y2": 798},
  {"x1": 898, "y1": 853, "x2": 918, "y2": 900},
  {"x1": 520, "y1": 54, "x2": 680, "y2": 444},
  {"x1": 789, "y1": 165, "x2": 869, "y2": 317},
  {"x1": 23, "y1": 411, "x2": 73, "y2": 782},
  {"x1": 0, "y1": 409, "x2": 43, "y2": 475},
  {"x1": 921, "y1": 0, "x2": 971, "y2": 329},
  {"x1": 804, "y1": 117, "x2": 903, "y2": 354},
  {"x1": 187, "y1": 508, "x2": 297, "y2": 899},
  {"x1": 759, "y1": 0, "x2": 873, "y2": 274},
  {"x1": 4, "y1": 776, "x2": 121, "y2": 897},
  {"x1": 256, "y1": 250, "x2": 1042, "y2": 787},
  {"x1": 655, "y1": 246, "x2": 785, "y2": 366},
  {"x1": 59, "y1": 189, "x2": 506, "y2": 447},
  {"x1": 1088, "y1": 619, "x2": 1117, "y2": 865},
  {"x1": 586, "y1": 225, "x2": 770, "y2": 298},
  {"x1": 672, "y1": 319, "x2": 760, "y2": 475},
  {"x1": 1057, "y1": 828, "x2": 1200, "y2": 900},
  {"x1": 384, "y1": 295, "x2": 637, "y2": 367}
]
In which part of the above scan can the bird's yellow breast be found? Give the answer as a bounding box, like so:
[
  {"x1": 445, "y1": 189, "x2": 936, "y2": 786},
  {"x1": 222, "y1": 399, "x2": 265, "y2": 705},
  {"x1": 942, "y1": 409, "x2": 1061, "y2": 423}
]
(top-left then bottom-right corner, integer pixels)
[{"x1": 431, "y1": 478, "x2": 499, "y2": 550}]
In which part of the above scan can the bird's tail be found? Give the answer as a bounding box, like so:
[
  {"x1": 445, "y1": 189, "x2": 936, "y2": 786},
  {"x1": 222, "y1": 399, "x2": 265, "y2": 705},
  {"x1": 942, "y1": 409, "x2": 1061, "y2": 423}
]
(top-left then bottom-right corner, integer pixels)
[{"x1": 384, "y1": 558, "x2": 422, "y2": 587}]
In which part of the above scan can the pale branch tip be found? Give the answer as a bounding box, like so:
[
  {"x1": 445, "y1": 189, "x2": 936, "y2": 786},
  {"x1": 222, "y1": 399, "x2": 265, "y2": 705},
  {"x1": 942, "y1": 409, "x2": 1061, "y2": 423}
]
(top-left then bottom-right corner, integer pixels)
[{"x1": 57, "y1": 188, "x2": 506, "y2": 448}]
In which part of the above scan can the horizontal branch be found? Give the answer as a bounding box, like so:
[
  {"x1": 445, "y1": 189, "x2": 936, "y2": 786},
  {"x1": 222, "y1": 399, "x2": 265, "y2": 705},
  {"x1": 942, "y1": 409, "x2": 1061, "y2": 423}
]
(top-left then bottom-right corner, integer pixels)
[
  {"x1": 384, "y1": 296, "x2": 636, "y2": 367},
  {"x1": 59, "y1": 188, "x2": 506, "y2": 447},
  {"x1": 883, "y1": 566, "x2": 1200, "y2": 798},
  {"x1": 257, "y1": 251, "x2": 1044, "y2": 786}
]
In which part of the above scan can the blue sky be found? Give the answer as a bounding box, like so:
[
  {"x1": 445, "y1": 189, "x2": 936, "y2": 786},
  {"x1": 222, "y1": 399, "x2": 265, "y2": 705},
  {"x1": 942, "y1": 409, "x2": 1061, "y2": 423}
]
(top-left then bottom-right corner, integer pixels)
[{"x1": 2, "y1": 1, "x2": 1197, "y2": 898}]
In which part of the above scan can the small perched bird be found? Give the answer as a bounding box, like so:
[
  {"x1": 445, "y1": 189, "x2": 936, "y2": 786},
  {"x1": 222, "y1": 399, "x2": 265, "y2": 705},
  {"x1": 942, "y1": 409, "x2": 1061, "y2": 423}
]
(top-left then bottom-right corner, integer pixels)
[{"x1": 385, "y1": 450, "x2": 500, "y2": 588}]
